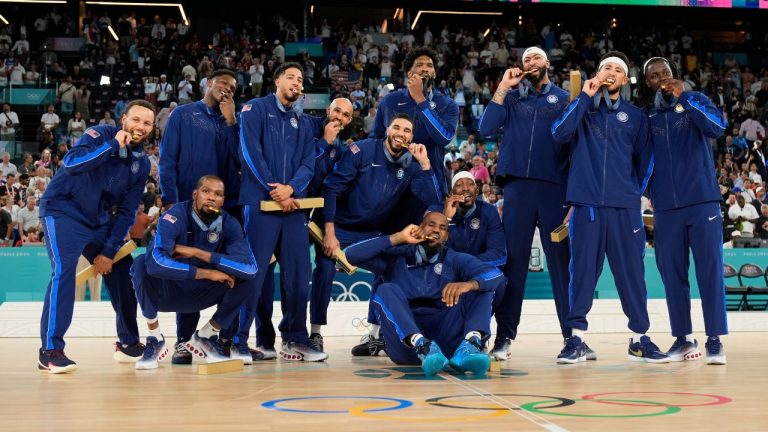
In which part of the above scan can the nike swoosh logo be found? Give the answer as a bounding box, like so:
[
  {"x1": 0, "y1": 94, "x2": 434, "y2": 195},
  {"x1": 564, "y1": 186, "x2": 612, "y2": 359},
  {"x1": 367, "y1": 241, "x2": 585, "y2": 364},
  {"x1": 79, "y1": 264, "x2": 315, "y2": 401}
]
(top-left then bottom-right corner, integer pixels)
[
  {"x1": 192, "y1": 112, "x2": 202, "y2": 115},
  {"x1": 633, "y1": 228, "x2": 642, "y2": 233},
  {"x1": 397, "y1": 102, "x2": 408, "y2": 106},
  {"x1": 629, "y1": 348, "x2": 643, "y2": 357},
  {"x1": 708, "y1": 215, "x2": 718, "y2": 221},
  {"x1": 268, "y1": 114, "x2": 276, "y2": 118},
  {"x1": 371, "y1": 163, "x2": 382, "y2": 167}
]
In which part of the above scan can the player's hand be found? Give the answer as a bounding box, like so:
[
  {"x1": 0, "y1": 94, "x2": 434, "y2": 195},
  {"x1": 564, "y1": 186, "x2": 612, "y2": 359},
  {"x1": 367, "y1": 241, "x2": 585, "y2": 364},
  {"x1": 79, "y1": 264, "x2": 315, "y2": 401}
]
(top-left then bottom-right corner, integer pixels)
[
  {"x1": 277, "y1": 197, "x2": 299, "y2": 213},
  {"x1": 408, "y1": 143, "x2": 430, "y2": 170},
  {"x1": 172, "y1": 244, "x2": 199, "y2": 259},
  {"x1": 406, "y1": 72, "x2": 426, "y2": 103},
  {"x1": 444, "y1": 195, "x2": 462, "y2": 220},
  {"x1": 660, "y1": 79, "x2": 685, "y2": 98},
  {"x1": 268, "y1": 183, "x2": 294, "y2": 202},
  {"x1": 115, "y1": 130, "x2": 131, "y2": 149},
  {"x1": 323, "y1": 231, "x2": 340, "y2": 258},
  {"x1": 500, "y1": 67, "x2": 525, "y2": 89},
  {"x1": 442, "y1": 281, "x2": 476, "y2": 307},
  {"x1": 219, "y1": 91, "x2": 236, "y2": 126},
  {"x1": 323, "y1": 119, "x2": 343, "y2": 143},
  {"x1": 93, "y1": 254, "x2": 114, "y2": 276},
  {"x1": 582, "y1": 76, "x2": 602, "y2": 98},
  {"x1": 393, "y1": 224, "x2": 423, "y2": 245},
  {"x1": 198, "y1": 268, "x2": 236, "y2": 288}
]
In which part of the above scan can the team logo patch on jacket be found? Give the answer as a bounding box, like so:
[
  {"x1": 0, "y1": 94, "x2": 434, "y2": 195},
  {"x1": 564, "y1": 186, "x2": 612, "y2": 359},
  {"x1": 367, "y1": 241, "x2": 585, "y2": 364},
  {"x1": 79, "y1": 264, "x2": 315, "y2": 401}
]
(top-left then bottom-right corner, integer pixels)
[
  {"x1": 242, "y1": 104, "x2": 252, "y2": 112},
  {"x1": 350, "y1": 143, "x2": 360, "y2": 154},
  {"x1": 470, "y1": 218, "x2": 481, "y2": 230},
  {"x1": 429, "y1": 101, "x2": 437, "y2": 109},
  {"x1": 131, "y1": 161, "x2": 140, "y2": 174},
  {"x1": 547, "y1": 95, "x2": 559, "y2": 104},
  {"x1": 434, "y1": 263, "x2": 443, "y2": 275},
  {"x1": 86, "y1": 129, "x2": 100, "y2": 138},
  {"x1": 162, "y1": 213, "x2": 177, "y2": 223},
  {"x1": 616, "y1": 112, "x2": 629, "y2": 122},
  {"x1": 674, "y1": 103, "x2": 684, "y2": 113},
  {"x1": 207, "y1": 231, "x2": 219, "y2": 243},
  {"x1": 290, "y1": 117, "x2": 298, "y2": 128},
  {"x1": 396, "y1": 168, "x2": 405, "y2": 179}
]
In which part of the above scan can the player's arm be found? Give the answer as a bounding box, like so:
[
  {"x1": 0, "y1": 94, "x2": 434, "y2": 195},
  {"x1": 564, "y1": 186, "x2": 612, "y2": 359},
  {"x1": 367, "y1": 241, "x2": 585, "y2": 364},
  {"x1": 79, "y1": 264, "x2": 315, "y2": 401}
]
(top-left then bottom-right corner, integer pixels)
[
  {"x1": 101, "y1": 161, "x2": 150, "y2": 259},
  {"x1": 680, "y1": 92, "x2": 727, "y2": 139},
  {"x1": 239, "y1": 105, "x2": 278, "y2": 192},
  {"x1": 158, "y1": 110, "x2": 182, "y2": 205},
  {"x1": 61, "y1": 127, "x2": 128, "y2": 175}
]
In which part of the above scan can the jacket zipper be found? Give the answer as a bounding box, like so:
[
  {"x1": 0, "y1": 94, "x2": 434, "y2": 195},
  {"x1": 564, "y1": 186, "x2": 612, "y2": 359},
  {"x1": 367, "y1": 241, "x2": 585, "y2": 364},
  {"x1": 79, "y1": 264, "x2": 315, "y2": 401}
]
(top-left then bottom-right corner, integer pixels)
[
  {"x1": 665, "y1": 113, "x2": 678, "y2": 207},
  {"x1": 526, "y1": 100, "x2": 538, "y2": 177},
  {"x1": 601, "y1": 111, "x2": 608, "y2": 206}
]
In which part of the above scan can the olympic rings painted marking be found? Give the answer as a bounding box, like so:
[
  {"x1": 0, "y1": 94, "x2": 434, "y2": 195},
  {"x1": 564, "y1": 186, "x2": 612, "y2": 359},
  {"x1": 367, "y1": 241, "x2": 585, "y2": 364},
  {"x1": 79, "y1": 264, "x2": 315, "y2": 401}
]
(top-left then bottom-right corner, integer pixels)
[
  {"x1": 348, "y1": 401, "x2": 511, "y2": 422},
  {"x1": 425, "y1": 394, "x2": 576, "y2": 411},
  {"x1": 262, "y1": 396, "x2": 412, "y2": 414},
  {"x1": 521, "y1": 399, "x2": 682, "y2": 418},
  {"x1": 582, "y1": 392, "x2": 733, "y2": 407}
]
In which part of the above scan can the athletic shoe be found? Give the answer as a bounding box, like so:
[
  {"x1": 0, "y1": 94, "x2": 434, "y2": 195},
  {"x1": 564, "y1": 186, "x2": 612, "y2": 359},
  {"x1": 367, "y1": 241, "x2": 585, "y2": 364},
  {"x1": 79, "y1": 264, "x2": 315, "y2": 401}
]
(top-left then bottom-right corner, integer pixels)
[
  {"x1": 449, "y1": 337, "x2": 489, "y2": 375},
  {"x1": 351, "y1": 334, "x2": 386, "y2": 356},
  {"x1": 705, "y1": 336, "x2": 726, "y2": 365},
  {"x1": 557, "y1": 336, "x2": 586, "y2": 364},
  {"x1": 253, "y1": 346, "x2": 277, "y2": 360},
  {"x1": 171, "y1": 341, "x2": 192, "y2": 365},
  {"x1": 489, "y1": 337, "x2": 512, "y2": 361},
  {"x1": 584, "y1": 343, "x2": 598, "y2": 361},
  {"x1": 628, "y1": 336, "x2": 670, "y2": 363},
  {"x1": 185, "y1": 331, "x2": 230, "y2": 363},
  {"x1": 666, "y1": 337, "x2": 702, "y2": 362},
  {"x1": 280, "y1": 341, "x2": 328, "y2": 362},
  {"x1": 135, "y1": 336, "x2": 169, "y2": 370},
  {"x1": 309, "y1": 333, "x2": 324, "y2": 352},
  {"x1": 230, "y1": 343, "x2": 254, "y2": 365},
  {"x1": 38, "y1": 348, "x2": 77, "y2": 374},
  {"x1": 414, "y1": 339, "x2": 448, "y2": 376},
  {"x1": 113, "y1": 341, "x2": 145, "y2": 363}
]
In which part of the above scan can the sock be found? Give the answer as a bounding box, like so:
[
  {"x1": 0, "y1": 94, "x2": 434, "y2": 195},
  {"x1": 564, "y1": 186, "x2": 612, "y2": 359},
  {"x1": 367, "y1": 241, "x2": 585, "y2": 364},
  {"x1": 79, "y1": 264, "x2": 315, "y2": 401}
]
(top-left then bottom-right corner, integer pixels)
[
  {"x1": 465, "y1": 331, "x2": 482, "y2": 343},
  {"x1": 685, "y1": 334, "x2": 694, "y2": 342},
  {"x1": 632, "y1": 333, "x2": 643, "y2": 343},
  {"x1": 370, "y1": 324, "x2": 381, "y2": 339},
  {"x1": 198, "y1": 321, "x2": 219, "y2": 339},
  {"x1": 148, "y1": 327, "x2": 162, "y2": 340},
  {"x1": 572, "y1": 329, "x2": 585, "y2": 341},
  {"x1": 311, "y1": 324, "x2": 322, "y2": 335},
  {"x1": 407, "y1": 333, "x2": 424, "y2": 348}
]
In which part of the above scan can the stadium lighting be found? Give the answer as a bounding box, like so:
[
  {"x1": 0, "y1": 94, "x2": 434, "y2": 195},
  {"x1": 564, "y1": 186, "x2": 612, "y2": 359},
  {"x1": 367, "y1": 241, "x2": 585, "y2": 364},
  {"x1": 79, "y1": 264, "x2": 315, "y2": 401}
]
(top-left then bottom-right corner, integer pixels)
[
  {"x1": 483, "y1": 28, "x2": 490, "y2": 38},
  {"x1": 0, "y1": 1, "x2": 66, "y2": 3},
  {"x1": 0, "y1": 14, "x2": 8, "y2": 25},
  {"x1": 411, "y1": 10, "x2": 503, "y2": 31},
  {"x1": 84, "y1": 1, "x2": 189, "y2": 26},
  {"x1": 107, "y1": 24, "x2": 119, "y2": 41},
  {"x1": 393, "y1": 8, "x2": 400, "y2": 19},
  {"x1": 100, "y1": 75, "x2": 111, "y2": 86}
]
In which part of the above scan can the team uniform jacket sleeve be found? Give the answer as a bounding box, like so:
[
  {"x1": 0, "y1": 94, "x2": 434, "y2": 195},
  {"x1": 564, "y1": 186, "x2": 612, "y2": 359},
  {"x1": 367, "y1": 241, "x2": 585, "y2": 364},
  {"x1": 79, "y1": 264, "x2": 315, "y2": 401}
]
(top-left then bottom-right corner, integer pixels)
[
  {"x1": 61, "y1": 129, "x2": 121, "y2": 175},
  {"x1": 551, "y1": 92, "x2": 591, "y2": 145},
  {"x1": 409, "y1": 168, "x2": 443, "y2": 207},
  {"x1": 147, "y1": 211, "x2": 197, "y2": 280},
  {"x1": 239, "y1": 106, "x2": 277, "y2": 192},
  {"x1": 416, "y1": 99, "x2": 458, "y2": 145},
  {"x1": 102, "y1": 161, "x2": 150, "y2": 259},
  {"x1": 477, "y1": 213, "x2": 507, "y2": 267},
  {"x1": 209, "y1": 217, "x2": 258, "y2": 280},
  {"x1": 633, "y1": 114, "x2": 654, "y2": 193},
  {"x1": 478, "y1": 100, "x2": 508, "y2": 136},
  {"x1": 322, "y1": 146, "x2": 363, "y2": 224},
  {"x1": 158, "y1": 110, "x2": 182, "y2": 204},
  {"x1": 679, "y1": 91, "x2": 727, "y2": 139},
  {"x1": 454, "y1": 252, "x2": 505, "y2": 292},
  {"x1": 370, "y1": 105, "x2": 387, "y2": 139},
  {"x1": 345, "y1": 235, "x2": 393, "y2": 275},
  {"x1": 286, "y1": 125, "x2": 316, "y2": 195}
]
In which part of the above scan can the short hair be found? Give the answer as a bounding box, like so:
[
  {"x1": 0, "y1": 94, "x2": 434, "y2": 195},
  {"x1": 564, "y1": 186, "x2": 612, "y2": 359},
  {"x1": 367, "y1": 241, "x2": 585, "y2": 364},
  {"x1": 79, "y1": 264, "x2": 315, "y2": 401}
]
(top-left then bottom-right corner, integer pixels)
[
  {"x1": 210, "y1": 68, "x2": 237, "y2": 82},
  {"x1": 599, "y1": 51, "x2": 630, "y2": 71},
  {"x1": 273, "y1": 61, "x2": 303, "y2": 82},
  {"x1": 195, "y1": 175, "x2": 224, "y2": 190},
  {"x1": 404, "y1": 47, "x2": 438, "y2": 72},
  {"x1": 123, "y1": 99, "x2": 156, "y2": 117},
  {"x1": 389, "y1": 112, "x2": 414, "y2": 128}
]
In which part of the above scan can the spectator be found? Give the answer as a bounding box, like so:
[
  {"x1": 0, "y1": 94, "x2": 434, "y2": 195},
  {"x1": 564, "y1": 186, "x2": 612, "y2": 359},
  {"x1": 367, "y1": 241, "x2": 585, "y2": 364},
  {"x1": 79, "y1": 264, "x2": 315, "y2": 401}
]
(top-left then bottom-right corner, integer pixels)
[
  {"x1": 75, "y1": 83, "x2": 91, "y2": 121},
  {"x1": 40, "y1": 104, "x2": 60, "y2": 132},
  {"x1": 1, "y1": 103, "x2": 20, "y2": 149},
  {"x1": 1, "y1": 151, "x2": 17, "y2": 178},
  {"x1": 469, "y1": 155, "x2": 490, "y2": 184},
  {"x1": 177, "y1": 74, "x2": 194, "y2": 105},
  {"x1": 757, "y1": 204, "x2": 768, "y2": 240},
  {"x1": 739, "y1": 114, "x2": 765, "y2": 146},
  {"x1": 57, "y1": 76, "x2": 76, "y2": 115},
  {"x1": 17, "y1": 195, "x2": 39, "y2": 235},
  {"x1": 67, "y1": 111, "x2": 86, "y2": 145},
  {"x1": 155, "y1": 101, "x2": 176, "y2": 134},
  {"x1": 728, "y1": 195, "x2": 759, "y2": 237},
  {"x1": 156, "y1": 74, "x2": 173, "y2": 108},
  {"x1": 723, "y1": 230, "x2": 741, "y2": 249},
  {"x1": 249, "y1": 58, "x2": 264, "y2": 98},
  {"x1": 0, "y1": 195, "x2": 13, "y2": 247},
  {"x1": 459, "y1": 133, "x2": 477, "y2": 156},
  {"x1": 17, "y1": 225, "x2": 42, "y2": 246},
  {"x1": 128, "y1": 202, "x2": 151, "y2": 245},
  {"x1": 99, "y1": 111, "x2": 116, "y2": 127}
]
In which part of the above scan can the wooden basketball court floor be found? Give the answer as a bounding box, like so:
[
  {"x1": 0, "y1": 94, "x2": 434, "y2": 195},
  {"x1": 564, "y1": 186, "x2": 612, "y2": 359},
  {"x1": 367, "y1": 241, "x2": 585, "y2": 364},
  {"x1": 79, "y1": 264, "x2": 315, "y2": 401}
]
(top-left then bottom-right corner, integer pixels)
[{"x1": 1, "y1": 332, "x2": 764, "y2": 431}]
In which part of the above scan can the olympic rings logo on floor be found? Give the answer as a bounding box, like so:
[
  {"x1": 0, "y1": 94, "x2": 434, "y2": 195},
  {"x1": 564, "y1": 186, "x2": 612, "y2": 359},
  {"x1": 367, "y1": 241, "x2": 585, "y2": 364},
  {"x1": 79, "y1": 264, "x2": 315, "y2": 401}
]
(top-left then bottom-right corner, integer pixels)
[
  {"x1": 262, "y1": 392, "x2": 732, "y2": 420},
  {"x1": 351, "y1": 317, "x2": 370, "y2": 332}
]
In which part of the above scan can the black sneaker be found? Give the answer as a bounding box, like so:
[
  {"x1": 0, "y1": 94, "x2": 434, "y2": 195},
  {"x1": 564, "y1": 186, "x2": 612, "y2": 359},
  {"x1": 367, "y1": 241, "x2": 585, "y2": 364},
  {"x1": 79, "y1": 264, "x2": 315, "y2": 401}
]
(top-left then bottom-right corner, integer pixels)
[
  {"x1": 351, "y1": 334, "x2": 386, "y2": 356},
  {"x1": 38, "y1": 348, "x2": 77, "y2": 374},
  {"x1": 584, "y1": 343, "x2": 598, "y2": 361},
  {"x1": 113, "y1": 341, "x2": 145, "y2": 363},
  {"x1": 172, "y1": 341, "x2": 192, "y2": 365},
  {"x1": 309, "y1": 333, "x2": 324, "y2": 352}
]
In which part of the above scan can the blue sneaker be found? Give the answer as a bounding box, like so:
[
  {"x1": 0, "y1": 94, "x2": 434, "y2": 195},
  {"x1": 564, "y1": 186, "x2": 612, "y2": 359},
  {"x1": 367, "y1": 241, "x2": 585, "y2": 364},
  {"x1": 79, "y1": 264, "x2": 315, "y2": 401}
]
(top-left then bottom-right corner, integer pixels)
[
  {"x1": 135, "y1": 336, "x2": 169, "y2": 370},
  {"x1": 705, "y1": 336, "x2": 726, "y2": 365},
  {"x1": 414, "y1": 339, "x2": 448, "y2": 376},
  {"x1": 185, "y1": 331, "x2": 230, "y2": 363},
  {"x1": 557, "y1": 336, "x2": 586, "y2": 364},
  {"x1": 450, "y1": 337, "x2": 490, "y2": 375},
  {"x1": 38, "y1": 349, "x2": 77, "y2": 374},
  {"x1": 666, "y1": 337, "x2": 702, "y2": 362},
  {"x1": 230, "y1": 343, "x2": 254, "y2": 365},
  {"x1": 628, "y1": 336, "x2": 670, "y2": 363},
  {"x1": 280, "y1": 341, "x2": 329, "y2": 362}
]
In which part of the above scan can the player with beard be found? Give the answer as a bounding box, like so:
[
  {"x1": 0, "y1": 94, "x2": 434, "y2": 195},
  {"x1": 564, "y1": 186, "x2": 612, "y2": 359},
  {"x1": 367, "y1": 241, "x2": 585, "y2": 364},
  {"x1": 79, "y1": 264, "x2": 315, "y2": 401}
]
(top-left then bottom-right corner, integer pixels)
[
  {"x1": 223, "y1": 62, "x2": 322, "y2": 362},
  {"x1": 552, "y1": 51, "x2": 668, "y2": 364},
  {"x1": 478, "y1": 46, "x2": 576, "y2": 361},
  {"x1": 640, "y1": 57, "x2": 728, "y2": 365},
  {"x1": 37, "y1": 100, "x2": 155, "y2": 373},
  {"x1": 131, "y1": 175, "x2": 257, "y2": 370},
  {"x1": 345, "y1": 211, "x2": 504, "y2": 376}
]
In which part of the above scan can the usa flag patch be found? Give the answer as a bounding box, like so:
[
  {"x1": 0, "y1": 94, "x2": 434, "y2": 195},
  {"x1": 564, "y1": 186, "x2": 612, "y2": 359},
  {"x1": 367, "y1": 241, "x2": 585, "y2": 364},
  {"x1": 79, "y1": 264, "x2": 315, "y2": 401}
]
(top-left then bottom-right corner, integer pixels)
[
  {"x1": 242, "y1": 104, "x2": 252, "y2": 112},
  {"x1": 162, "y1": 213, "x2": 177, "y2": 224},
  {"x1": 86, "y1": 129, "x2": 100, "y2": 138},
  {"x1": 350, "y1": 143, "x2": 360, "y2": 154}
]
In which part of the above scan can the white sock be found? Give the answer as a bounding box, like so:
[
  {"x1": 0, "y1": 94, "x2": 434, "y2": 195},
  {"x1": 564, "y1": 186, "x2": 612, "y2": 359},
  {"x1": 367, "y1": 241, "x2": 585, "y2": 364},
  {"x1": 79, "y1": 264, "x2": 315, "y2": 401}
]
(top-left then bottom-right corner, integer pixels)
[
  {"x1": 685, "y1": 334, "x2": 694, "y2": 342},
  {"x1": 572, "y1": 329, "x2": 585, "y2": 341},
  {"x1": 370, "y1": 324, "x2": 381, "y2": 339},
  {"x1": 465, "y1": 331, "x2": 482, "y2": 341},
  {"x1": 148, "y1": 327, "x2": 162, "y2": 340},
  {"x1": 408, "y1": 333, "x2": 424, "y2": 348},
  {"x1": 632, "y1": 333, "x2": 643, "y2": 343},
  {"x1": 198, "y1": 321, "x2": 219, "y2": 339},
  {"x1": 311, "y1": 324, "x2": 322, "y2": 335}
]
